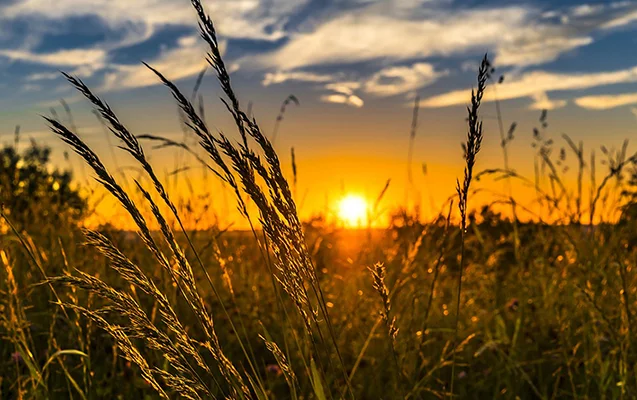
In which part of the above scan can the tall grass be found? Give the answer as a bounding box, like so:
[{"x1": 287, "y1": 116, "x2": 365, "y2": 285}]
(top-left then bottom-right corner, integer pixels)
[
  {"x1": 449, "y1": 54, "x2": 487, "y2": 398},
  {"x1": 1, "y1": 1, "x2": 637, "y2": 399}
]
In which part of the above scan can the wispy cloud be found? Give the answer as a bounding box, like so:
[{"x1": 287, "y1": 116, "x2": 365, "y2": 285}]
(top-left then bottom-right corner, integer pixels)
[
  {"x1": 262, "y1": 70, "x2": 336, "y2": 86},
  {"x1": 530, "y1": 92, "x2": 567, "y2": 110},
  {"x1": 26, "y1": 72, "x2": 61, "y2": 81},
  {"x1": 495, "y1": 35, "x2": 592, "y2": 68},
  {"x1": 570, "y1": 4, "x2": 606, "y2": 17},
  {"x1": 600, "y1": 9, "x2": 637, "y2": 29},
  {"x1": 364, "y1": 63, "x2": 446, "y2": 96},
  {"x1": 575, "y1": 93, "x2": 637, "y2": 110},
  {"x1": 2, "y1": 0, "x2": 308, "y2": 41},
  {"x1": 0, "y1": 0, "x2": 309, "y2": 93},
  {"x1": 0, "y1": 48, "x2": 107, "y2": 67},
  {"x1": 321, "y1": 93, "x2": 364, "y2": 108},
  {"x1": 324, "y1": 81, "x2": 361, "y2": 96},
  {"x1": 422, "y1": 65, "x2": 637, "y2": 109},
  {"x1": 100, "y1": 35, "x2": 213, "y2": 91},
  {"x1": 264, "y1": 62, "x2": 446, "y2": 107},
  {"x1": 255, "y1": 4, "x2": 597, "y2": 71},
  {"x1": 244, "y1": 0, "x2": 637, "y2": 109},
  {"x1": 4, "y1": 0, "x2": 637, "y2": 111}
]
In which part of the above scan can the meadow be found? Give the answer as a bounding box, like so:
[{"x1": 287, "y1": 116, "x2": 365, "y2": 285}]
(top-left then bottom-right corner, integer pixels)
[{"x1": 2, "y1": 1, "x2": 637, "y2": 399}]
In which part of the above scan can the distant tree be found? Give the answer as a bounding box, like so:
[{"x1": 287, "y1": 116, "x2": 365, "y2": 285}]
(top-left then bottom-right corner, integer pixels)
[{"x1": 0, "y1": 142, "x2": 87, "y2": 230}]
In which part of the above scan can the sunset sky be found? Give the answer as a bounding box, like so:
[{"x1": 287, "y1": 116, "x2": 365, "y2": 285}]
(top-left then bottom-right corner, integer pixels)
[{"x1": 1, "y1": 0, "x2": 636, "y2": 226}]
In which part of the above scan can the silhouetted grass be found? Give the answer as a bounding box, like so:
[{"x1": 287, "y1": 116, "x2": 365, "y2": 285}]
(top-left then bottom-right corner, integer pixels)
[{"x1": 2, "y1": 2, "x2": 637, "y2": 400}]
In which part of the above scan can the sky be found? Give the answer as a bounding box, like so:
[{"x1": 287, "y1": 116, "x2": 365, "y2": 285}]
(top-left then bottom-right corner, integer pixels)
[{"x1": 1, "y1": 0, "x2": 636, "y2": 227}]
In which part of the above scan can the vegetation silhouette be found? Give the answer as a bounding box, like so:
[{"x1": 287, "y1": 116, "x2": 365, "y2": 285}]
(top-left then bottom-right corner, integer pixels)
[{"x1": 0, "y1": 141, "x2": 86, "y2": 231}]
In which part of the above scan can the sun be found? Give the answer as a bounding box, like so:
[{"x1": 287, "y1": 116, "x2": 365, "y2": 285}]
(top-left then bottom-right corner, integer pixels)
[{"x1": 337, "y1": 194, "x2": 368, "y2": 227}]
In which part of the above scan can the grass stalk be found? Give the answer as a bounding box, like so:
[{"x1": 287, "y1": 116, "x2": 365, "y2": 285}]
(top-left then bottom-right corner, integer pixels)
[{"x1": 449, "y1": 54, "x2": 488, "y2": 398}]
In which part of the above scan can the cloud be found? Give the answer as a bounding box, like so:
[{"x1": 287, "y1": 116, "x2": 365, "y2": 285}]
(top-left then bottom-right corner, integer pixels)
[
  {"x1": 100, "y1": 35, "x2": 213, "y2": 91},
  {"x1": 26, "y1": 72, "x2": 63, "y2": 81},
  {"x1": 494, "y1": 35, "x2": 592, "y2": 68},
  {"x1": 0, "y1": 48, "x2": 107, "y2": 67},
  {"x1": 255, "y1": 4, "x2": 596, "y2": 71},
  {"x1": 321, "y1": 81, "x2": 365, "y2": 107},
  {"x1": 0, "y1": 0, "x2": 310, "y2": 91},
  {"x1": 324, "y1": 81, "x2": 361, "y2": 96},
  {"x1": 321, "y1": 93, "x2": 364, "y2": 108},
  {"x1": 6, "y1": 0, "x2": 637, "y2": 109},
  {"x1": 0, "y1": 47, "x2": 113, "y2": 83},
  {"x1": 422, "y1": 65, "x2": 637, "y2": 108},
  {"x1": 262, "y1": 70, "x2": 336, "y2": 86},
  {"x1": 575, "y1": 93, "x2": 637, "y2": 109},
  {"x1": 530, "y1": 92, "x2": 567, "y2": 110},
  {"x1": 2, "y1": 0, "x2": 309, "y2": 42},
  {"x1": 264, "y1": 62, "x2": 446, "y2": 107},
  {"x1": 364, "y1": 63, "x2": 446, "y2": 96},
  {"x1": 600, "y1": 9, "x2": 637, "y2": 29},
  {"x1": 543, "y1": 2, "x2": 637, "y2": 30},
  {"x1": 570, "y1": 4, "x2": 605, "y2": 17}
]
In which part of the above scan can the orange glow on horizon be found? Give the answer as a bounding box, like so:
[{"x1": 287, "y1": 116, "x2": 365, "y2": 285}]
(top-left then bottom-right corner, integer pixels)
[{"x1": 77, "y1": 151, "x2": 631, "y2": 231}]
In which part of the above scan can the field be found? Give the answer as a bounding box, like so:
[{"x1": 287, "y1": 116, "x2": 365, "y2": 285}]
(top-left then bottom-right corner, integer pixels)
[{"x1": 2, "y1": 1, "x2": 637, "y2": 399}]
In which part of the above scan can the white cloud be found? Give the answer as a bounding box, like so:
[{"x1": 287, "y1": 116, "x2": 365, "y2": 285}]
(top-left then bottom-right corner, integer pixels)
[
  {"x1": 100, "y1": 35, "x2": 215, "y2": 91},
  {"x1": 26, "y1": 72, "x2": 61, "y2": 81},
  {"x1": 5, "y1": 0, "x2": 637, "y2": 107},
  {"x1": 177, "y1": 35, "x2": 198, "y2": 48},
  {"x1": 0, "y1": 48, "x2": 107, "y2": 67},
  {"x1": 570, "y1": 4, "x2": 605, "y2": 17},
  {"x1": 0, "y1": 0, "x2": 310, "y2": 93},
  {"x1": 600, "y1": 9, "x2": 637, "y2": 29},
  {"x1": 321, "y1": 93, "x2": 364, "y2": 108},
  {"x1": 422, "y1": 65, "x2": 637, "y2": 108},
  {"x1": 321, "y1": 81, "x2": 364, "y2": 108},
  {"x1": 364, "y1": 63, "x2": 445, "y2": 96},
  {"x1": 2, "y1": 0, "x2": 309, "y2": 42},
  {"x1": 265, "y1": 62, "x2": 445, "y2": 106},
  {"x1": 262, "y1": 70, "x2": 336, "y2": 86},
  {"x1": 228, "y1": 63, "x2": 241, "y2": 74},
  {"x1": 541, "y1": 10, "x2": 561, "y2": 19},
  {"x1": 494, "y1": 35, "x2": 592, "y2": 68},
  {"x1": 255, "y1": 5, "x2": 594, "y2": 71},
  {"x1": 325, "y1": 81, "x2": 361, "y2": 95},
  {"x1": 575, "y1": 93, "x2": 637, "y2": 109},
  {"x1": 530, "y1": 92, "x2": 567, "y2": 110}
]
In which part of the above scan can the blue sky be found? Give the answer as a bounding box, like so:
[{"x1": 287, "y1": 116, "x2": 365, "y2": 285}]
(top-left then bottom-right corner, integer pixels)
[
  {"x1": 1, "y1": 0, "x2": 636, "y2": 223},
  {"x1": 2, "y1": 0, "x2": 637, "y2": 112}
]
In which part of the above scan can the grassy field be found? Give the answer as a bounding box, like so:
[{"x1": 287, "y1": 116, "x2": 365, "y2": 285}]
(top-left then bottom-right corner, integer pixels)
[{"x1": 2, "y1": 1, "x2": 637, "y2": 399}]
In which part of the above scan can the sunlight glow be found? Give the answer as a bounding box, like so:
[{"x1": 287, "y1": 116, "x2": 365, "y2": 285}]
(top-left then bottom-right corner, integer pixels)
[{"x1": 337, "y1": 194, "x2": 368, "y2": 227}]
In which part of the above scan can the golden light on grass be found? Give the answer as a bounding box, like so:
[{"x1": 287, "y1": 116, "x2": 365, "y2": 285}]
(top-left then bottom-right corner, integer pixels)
[{"x1": 337, "y1": 194, "x2": 368, "y2": 227}]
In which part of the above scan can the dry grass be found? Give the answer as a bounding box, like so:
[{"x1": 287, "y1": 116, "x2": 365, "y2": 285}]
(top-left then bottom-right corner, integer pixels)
[{"x1": 1, "y1": 1, "x2": 637, "y2": 400}]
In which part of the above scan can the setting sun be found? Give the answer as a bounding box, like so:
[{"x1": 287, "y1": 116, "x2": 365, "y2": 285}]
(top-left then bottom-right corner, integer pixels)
[{"x1": 337, "y1": 194, "x2": 368, "y2": 227}]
